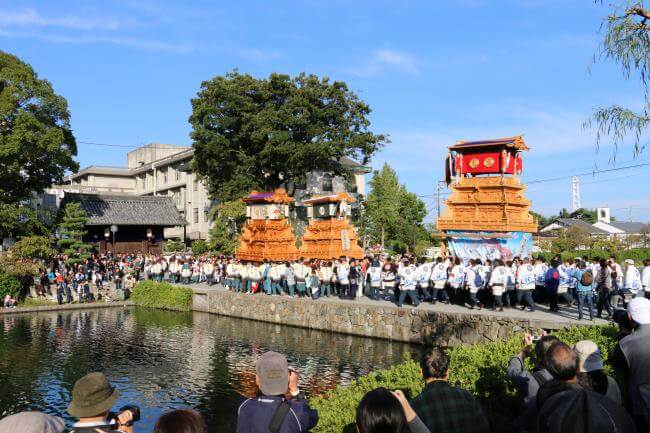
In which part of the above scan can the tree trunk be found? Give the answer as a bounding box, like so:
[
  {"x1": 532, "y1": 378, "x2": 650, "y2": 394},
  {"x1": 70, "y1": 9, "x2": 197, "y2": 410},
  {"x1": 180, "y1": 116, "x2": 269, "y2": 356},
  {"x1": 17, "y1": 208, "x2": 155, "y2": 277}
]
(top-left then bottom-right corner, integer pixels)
[{"x1": 381, "y1": 225, "x2": 385, "y2": 249}]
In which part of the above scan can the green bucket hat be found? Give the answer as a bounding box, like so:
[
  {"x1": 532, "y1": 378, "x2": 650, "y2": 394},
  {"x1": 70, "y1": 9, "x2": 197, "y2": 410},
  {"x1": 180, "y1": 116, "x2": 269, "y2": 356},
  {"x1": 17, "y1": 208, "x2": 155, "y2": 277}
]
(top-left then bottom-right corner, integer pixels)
[{"x1": 67, "y1": 373, "x2": 119, "y2": 418}]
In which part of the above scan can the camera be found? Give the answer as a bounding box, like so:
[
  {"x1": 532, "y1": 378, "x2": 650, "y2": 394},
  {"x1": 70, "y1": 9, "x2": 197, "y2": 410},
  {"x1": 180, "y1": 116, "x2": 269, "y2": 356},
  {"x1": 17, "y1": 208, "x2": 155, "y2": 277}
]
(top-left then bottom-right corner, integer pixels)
[
  {"x1": 109, "y1": 405, "x2": 141, "y2": 427},
  {"x1": 531, "y1": 334, "x2": 541, "y2": 343}
]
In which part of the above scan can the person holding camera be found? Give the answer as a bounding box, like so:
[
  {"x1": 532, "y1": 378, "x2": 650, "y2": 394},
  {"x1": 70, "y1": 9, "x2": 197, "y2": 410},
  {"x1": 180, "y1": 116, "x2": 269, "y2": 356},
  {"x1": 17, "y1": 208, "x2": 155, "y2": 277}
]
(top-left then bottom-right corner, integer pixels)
[
  {"x1": 236, "y1": 351, "x2": 318, "y2": 433},
  {"x1": 67, "y1": 372, "x2": 139, "y2": 433}
]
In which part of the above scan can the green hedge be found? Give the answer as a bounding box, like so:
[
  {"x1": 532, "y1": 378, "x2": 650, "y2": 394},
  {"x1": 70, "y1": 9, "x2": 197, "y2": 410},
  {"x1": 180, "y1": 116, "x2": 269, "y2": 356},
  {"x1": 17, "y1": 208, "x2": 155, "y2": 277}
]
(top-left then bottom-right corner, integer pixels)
[
  {"x1": 130, "y1": 280, "x2": 193, "y2": 311},
  {"x1": 0, "y1": 271, "x2": 21, "y2": 300},
  {"x1": 311, "y1": 325, "x2": 620, "y2": 433},
  {"x1": 536, "y1": 248, "x2": 649, "y2": 263}
]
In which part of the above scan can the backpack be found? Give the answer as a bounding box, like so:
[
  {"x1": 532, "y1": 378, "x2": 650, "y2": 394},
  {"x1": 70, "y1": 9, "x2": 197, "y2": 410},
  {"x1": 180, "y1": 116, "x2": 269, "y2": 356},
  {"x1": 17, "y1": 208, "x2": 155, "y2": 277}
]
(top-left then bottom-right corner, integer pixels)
[{"x1": 580, "y1": 270, "x2": 593, "y2": 286}]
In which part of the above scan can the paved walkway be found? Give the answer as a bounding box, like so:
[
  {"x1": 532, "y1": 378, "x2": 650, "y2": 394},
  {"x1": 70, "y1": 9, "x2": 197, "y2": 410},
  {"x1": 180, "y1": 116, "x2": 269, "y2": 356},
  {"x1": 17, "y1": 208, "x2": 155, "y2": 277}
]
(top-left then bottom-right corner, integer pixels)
[
  {"x1": 188, "y1": 282, "x2": 609, "y2": 327},
  {"x1": 0, "y1": 300, "x2": 132, "y2": 315}
]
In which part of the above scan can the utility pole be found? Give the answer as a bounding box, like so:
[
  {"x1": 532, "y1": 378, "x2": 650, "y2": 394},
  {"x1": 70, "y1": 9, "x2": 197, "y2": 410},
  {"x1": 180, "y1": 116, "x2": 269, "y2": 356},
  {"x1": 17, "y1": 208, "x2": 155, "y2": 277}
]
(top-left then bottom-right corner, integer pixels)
[
  {"x1": 436, "y1": 181, "x2": 442, "y2": 219},
  {"x1": 572, "y1": 176, "x2": 581, "y2": 212}
]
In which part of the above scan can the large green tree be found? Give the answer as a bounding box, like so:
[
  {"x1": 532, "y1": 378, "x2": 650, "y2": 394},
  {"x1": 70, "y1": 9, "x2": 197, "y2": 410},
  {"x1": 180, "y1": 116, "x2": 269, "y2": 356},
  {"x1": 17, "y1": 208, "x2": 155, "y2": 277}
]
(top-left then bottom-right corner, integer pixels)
[
  {"x1": 589, "y1": 1, "x2": 650, "y2": 155},
  {"x1": 207, "y1": 200, "x2": 246, "y2": 255},
  {"x1": 365, "y1": 163, "x2": 428, "y2": 252},
  {"x1": 189, "y1": 70, "x2": 386, "y2": 201},
  {"x1": 56, "y1": 203, "x2": 91, "y2": 265},
  {"x1": 0, "y1": 51, "x2": 78, "y2": 204}
]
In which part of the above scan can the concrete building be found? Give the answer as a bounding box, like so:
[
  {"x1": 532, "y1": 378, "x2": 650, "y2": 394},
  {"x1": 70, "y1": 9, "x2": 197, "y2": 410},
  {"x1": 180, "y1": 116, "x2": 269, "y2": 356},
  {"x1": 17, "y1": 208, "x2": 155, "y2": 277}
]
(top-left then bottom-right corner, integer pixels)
[{"x1": 48, "y1": 143, "x2": 369, "y2": 242}]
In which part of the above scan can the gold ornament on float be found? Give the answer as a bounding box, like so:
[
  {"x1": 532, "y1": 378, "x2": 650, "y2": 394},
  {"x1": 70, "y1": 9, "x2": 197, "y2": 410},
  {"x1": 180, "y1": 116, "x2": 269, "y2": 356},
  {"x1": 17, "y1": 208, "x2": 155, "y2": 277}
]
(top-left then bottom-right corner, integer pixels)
[
  {"x1": 469, "y1": 158, "x2": 480, "y2": 168},
  {"x1": 484, "y1": 157, "x2": 495, "y2": 168}
]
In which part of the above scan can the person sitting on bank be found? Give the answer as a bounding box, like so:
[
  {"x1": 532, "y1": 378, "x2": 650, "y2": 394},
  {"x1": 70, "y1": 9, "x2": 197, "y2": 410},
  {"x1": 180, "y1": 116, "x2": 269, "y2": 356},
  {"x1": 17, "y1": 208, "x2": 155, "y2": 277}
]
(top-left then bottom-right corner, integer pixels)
[
  {"x1": 236, "y1": 351, "x2": 318, "y2": 433},
  {"x1": 67, "y1": 372, "x2": 136, "y2": 433},
  {"x1": 410, "y1": 348, "x2": 490, "y2": 433}
]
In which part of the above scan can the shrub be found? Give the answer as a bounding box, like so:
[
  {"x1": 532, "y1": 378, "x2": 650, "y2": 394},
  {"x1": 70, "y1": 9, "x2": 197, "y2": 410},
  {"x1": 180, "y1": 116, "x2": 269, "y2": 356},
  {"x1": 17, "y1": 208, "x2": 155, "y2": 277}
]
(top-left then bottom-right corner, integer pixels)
[
  {"x1": 130, "y1": 280, "x2": 193, "y2": 311},
  {"x1": 311, "y1": 325, "x2": 620, "y2": 433},
  {"x1": 10, "y1": 235, "x2": 55, "y2": 259},
  {"x1": 0, "y1": 271, "x2": 21, "y2": 300},
  {"x1": 164, "y1": 238, "x2": 185, "y2": 253},
  {"x1": 191, "y1": 239, "x2": 209, "y2": 256}
]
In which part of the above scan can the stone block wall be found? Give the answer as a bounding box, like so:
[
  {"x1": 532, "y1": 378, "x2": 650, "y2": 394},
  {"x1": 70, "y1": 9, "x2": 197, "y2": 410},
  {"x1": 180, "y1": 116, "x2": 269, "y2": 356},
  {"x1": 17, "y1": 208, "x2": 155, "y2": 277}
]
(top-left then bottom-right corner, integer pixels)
[{"x1": 192, "y1": 289, "x2": 563, "y2": 347}]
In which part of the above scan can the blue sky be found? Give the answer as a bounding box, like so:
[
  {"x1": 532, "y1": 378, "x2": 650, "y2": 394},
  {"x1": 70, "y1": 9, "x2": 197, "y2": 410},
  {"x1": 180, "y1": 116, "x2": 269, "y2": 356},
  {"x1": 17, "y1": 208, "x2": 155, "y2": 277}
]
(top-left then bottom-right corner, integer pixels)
[{"x1": 2, "y1": 0, "x2": 649, "y2": 222}]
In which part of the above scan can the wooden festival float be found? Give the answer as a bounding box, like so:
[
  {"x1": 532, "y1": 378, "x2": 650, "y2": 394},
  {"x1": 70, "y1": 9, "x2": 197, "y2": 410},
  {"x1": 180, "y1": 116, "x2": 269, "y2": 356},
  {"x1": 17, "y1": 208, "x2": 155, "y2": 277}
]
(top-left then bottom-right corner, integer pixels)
[
  {"x1": 436, "y1": 136, "x2": 538, "y2": 260},
  {"x1": 236, "y1": 189, "x2": 298, "y2": 262},
  {"x1": 300, "y1": 192, "x2": 364, "y2": 260}
]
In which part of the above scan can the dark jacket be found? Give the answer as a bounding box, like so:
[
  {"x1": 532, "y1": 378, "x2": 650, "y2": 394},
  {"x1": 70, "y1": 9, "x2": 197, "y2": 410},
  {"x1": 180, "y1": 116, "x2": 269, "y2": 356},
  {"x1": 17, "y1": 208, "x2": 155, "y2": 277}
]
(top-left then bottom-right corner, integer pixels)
[
  {"x1": 535, "y1": 380, "x2": 637, "y2": 433},
  {"x1": 410, "y1": 381, "x2": 490, "y2": 433},
  {"x1": 507, "y1": 355, "x2": 553, "y2": 406},
  {"x1": 614, "y1": 324, "x2": 650, "y2": 421},
  {"x1": 236, "y1": 395, "x2": 318, "y2": 433}
]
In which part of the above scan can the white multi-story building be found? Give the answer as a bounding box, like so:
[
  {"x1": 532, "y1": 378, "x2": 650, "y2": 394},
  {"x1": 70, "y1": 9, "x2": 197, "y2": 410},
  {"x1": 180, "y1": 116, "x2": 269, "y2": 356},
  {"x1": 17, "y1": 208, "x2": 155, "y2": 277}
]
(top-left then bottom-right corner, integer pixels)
[{"x1": 51, "y1": 143, "x2": 368, "y2": 241}]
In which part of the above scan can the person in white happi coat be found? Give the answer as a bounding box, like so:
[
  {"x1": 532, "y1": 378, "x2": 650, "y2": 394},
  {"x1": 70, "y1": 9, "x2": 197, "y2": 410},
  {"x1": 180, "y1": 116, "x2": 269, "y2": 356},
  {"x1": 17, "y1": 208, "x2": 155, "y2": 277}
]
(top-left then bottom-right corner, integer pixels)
[
  {"x1": 202, "y1": 260, "x2": 215, "y2": 285},
  {"x1": 622, "y1": 259, "x2": 643, "y2": 307},
  {"x1": 489, "y1": 259, "x2": 509, "y2": 311},
  {"x1": 269, "y1": 263, "x2": 283, "y2": 295},
  {"x1": 416, "y1": 258, "x2": 433, "y2": 302},
  {"x1": 465, "y1": 259, "x2": 484, "y2": 310},
  {"x1": 642, "y1": 259, "x2": 650, "y2": 299},
  {"x1": 516, "y1": 257, "x2": 536, "y2": 312},
  {"x1": 447, "y1": 257, "x2": 466, "y2": 304},
  {"x1": 429, "y1": 257, "x2": 449, "y2": 304},
  {"x1": 319, "y1": 261, "x2": 333, "y2": 297},
  {"x1": 397, "y1": 259, "x2": 419, "y2": 307},
  {"x1": 365, "y1": 260, "x2": 382, "y2": 301}
]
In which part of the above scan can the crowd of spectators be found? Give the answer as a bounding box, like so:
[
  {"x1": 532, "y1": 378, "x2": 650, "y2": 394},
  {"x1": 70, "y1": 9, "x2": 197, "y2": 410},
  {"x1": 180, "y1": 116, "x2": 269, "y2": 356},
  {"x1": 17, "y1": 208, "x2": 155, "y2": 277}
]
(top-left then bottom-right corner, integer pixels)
[
  {"x1": 21, "y1": 251, "x2": 650, "y2": 322},
  {"x1": 1, "y1": 296, "x2": 648, "y2": 433}
]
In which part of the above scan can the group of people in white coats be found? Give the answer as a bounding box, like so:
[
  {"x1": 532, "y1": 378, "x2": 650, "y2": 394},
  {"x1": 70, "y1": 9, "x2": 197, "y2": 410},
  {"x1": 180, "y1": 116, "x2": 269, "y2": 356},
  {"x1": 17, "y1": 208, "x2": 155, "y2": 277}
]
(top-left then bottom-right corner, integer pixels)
[{"x1": 138, "y1": 253, "x2": 650, "y2": 316}]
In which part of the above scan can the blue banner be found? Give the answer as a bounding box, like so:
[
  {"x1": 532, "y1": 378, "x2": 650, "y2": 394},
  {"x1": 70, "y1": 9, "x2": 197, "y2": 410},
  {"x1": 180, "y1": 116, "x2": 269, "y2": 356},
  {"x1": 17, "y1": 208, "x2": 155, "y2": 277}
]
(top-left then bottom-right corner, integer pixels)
[{"x1": 446, "y1": 231, "x2": 532, "y2": 262}]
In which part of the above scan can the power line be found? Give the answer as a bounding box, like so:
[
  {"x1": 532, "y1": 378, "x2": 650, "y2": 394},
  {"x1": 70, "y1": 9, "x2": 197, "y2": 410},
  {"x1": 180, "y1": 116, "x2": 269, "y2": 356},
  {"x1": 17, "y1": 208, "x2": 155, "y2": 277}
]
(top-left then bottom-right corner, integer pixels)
[{"x1": 525, "y1": 161, "x2": 650, "y2": 185}]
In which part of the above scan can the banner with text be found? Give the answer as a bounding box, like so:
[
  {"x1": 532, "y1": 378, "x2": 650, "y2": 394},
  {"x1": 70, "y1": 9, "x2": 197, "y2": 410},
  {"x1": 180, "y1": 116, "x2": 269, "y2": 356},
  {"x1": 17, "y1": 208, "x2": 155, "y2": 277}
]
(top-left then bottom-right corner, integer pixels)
[{"x1": 446, "y1": 231, "x2": 533, "y2": 262}]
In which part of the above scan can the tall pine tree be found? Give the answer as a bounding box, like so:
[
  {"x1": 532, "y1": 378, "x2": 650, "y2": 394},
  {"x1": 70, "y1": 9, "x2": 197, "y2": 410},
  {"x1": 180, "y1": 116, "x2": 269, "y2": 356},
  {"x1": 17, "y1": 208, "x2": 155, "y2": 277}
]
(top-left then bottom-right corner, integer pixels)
[{"x1": 56, "y1": 203, "x2": 92, "y2": 265}]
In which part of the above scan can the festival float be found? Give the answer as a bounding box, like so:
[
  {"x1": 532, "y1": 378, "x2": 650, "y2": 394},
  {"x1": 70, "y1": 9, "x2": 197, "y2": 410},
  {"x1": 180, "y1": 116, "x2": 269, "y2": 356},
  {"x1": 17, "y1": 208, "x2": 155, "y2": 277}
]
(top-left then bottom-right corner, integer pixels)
[
  {"x1": 300, "y1": 192, "x2": 364, "y2": 260},
  {"x1": 236, "y1": 189, "x2": 298, "y2": 262},
  {"x1": 436, "y1": 136, "x2": 538, "y2": 261}
]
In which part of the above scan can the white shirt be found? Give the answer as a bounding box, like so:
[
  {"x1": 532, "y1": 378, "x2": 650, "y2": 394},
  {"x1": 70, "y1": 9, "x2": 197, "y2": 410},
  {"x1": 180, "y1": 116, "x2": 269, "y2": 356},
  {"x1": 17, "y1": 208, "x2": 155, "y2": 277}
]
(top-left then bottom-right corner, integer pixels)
[
  {"x1": 416, "y1": 263, "x2": 432, "y2": 287},
  {"x1": 624, "y1": 265, "x2": 642, "y2": 293},
  {"x1": 642, "y1": 265, "x2": 650, "y2": 289},
  {"x1": 366, "y1": 266, "x2": 382, "y2": 286},
  {"x1": 516, "y1": 263, "x2": 536, "y2": 290},
  {"x1": 399, "y1": 265, "x2": 417, "y2": 290}
]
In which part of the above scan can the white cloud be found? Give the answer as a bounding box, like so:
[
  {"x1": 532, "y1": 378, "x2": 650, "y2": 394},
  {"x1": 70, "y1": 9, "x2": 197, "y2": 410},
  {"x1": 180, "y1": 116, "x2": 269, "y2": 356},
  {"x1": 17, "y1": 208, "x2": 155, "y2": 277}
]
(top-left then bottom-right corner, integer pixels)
[
  {"x1": 348, "y1": 49, "x2": 420, "y2": 77},
  {"x1": 0, "y1": 29, "x2": 195, "y2": 53},
  {"x1": 375, "y1": 49, "x2": 419, "y2": 74},
  {"x1": 0, "y1": 8, "x2": 129, "y2": 31},
  {"x1": 241, "y1": 48, "x2": 281, "y2": 61}
]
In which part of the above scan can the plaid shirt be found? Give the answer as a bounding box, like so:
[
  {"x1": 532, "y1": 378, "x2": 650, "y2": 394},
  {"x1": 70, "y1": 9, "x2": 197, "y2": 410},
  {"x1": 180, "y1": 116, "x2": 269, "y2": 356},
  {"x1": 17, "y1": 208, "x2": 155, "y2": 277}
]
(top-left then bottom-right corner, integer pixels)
[{"x1": 410, "y1": 381, "x2": 491, "y2": 433}]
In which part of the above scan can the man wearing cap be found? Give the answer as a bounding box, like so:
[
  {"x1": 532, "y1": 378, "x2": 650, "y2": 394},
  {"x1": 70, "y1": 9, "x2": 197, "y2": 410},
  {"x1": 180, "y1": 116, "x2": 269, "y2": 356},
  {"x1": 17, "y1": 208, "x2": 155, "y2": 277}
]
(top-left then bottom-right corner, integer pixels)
[
  {"x1": 612, "y1": 297, "x2": 650, "y2": 433},
  {"x1": 67, "y1": 372, "x2": 135, "y2": 433},
  {"x1": 237, "y1": 351, "x2": 318, "y2": 433}
]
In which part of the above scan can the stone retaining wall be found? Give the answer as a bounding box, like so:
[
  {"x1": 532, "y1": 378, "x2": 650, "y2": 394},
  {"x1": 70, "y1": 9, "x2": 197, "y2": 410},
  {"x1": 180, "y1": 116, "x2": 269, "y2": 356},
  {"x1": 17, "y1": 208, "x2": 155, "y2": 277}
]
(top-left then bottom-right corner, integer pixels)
[{"x1": 192, "y1": 289, "x2": 565, "y2": 346}]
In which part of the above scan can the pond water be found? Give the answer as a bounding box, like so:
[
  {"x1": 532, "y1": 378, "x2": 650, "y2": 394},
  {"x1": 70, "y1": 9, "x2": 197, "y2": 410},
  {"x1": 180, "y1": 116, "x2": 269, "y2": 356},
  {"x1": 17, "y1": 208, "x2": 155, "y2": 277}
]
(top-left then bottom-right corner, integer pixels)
[{"x1": 0, "y1": 307, "x2": 418, "y2": 432}]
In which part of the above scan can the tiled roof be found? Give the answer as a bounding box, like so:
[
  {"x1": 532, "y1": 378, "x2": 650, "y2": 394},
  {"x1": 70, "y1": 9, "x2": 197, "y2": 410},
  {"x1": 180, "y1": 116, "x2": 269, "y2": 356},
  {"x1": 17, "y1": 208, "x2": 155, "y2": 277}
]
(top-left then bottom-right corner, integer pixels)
[
  {"x1": 556, "y1": 218, "x2": 609, "y2": 235},
  {"x1": 62, "y1": 193, "x2": 187, "y2": 227},
  {"x1": 608, "y1": 221, "x2": 648, "y2": 234},
  {"x1": 449, "y1": 135, "x2": 529, "y2": 151}
]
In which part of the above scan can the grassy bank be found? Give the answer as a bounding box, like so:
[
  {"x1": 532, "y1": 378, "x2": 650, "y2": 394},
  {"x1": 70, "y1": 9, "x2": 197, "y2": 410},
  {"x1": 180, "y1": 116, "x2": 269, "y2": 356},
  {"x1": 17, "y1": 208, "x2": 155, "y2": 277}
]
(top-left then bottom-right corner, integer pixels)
[
  {"x1": 311, "y1": 325, "x2": 620, "y2": 433},
  {"x1": 131, "y1": 280, "x2": 193, "y2": 311}
]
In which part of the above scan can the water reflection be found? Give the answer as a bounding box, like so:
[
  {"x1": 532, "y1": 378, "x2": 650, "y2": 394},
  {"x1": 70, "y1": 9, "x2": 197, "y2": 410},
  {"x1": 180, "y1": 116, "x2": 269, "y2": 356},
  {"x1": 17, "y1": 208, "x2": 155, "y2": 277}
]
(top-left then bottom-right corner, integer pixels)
[{"x1": 0, "y1": 308, "x2": 417, "y2": 433}]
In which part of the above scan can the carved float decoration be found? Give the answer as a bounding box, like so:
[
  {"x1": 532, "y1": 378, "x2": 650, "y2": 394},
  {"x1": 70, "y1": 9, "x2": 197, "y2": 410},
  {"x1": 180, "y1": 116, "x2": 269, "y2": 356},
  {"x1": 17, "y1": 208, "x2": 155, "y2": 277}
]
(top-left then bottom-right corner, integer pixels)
[
  {"x1": 300, "y1": 192, "x2": 364, "y2": 260},
  {"x1": 437, "y1": 136, "x2": 538, "y2": 261},
  {"x1": 236, "y1": 189, "x2": 298, "y2": 262}
]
